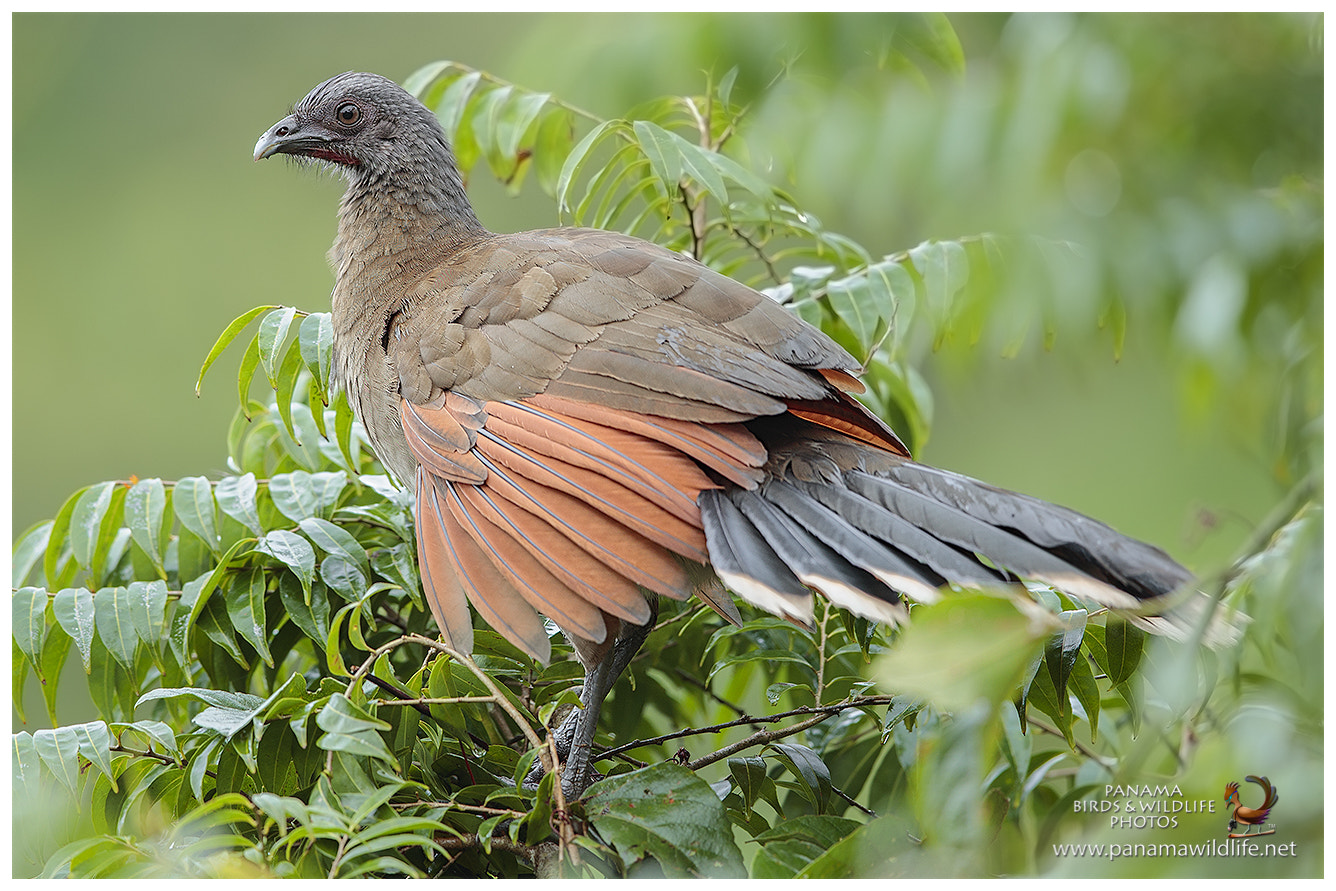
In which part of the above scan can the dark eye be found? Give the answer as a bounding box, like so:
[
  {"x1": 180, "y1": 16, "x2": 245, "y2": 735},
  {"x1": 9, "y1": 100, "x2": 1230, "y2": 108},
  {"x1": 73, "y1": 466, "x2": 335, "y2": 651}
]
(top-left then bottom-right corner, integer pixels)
[{"x1": 336, "y1": 103, "x2": 361, "y2": 126}]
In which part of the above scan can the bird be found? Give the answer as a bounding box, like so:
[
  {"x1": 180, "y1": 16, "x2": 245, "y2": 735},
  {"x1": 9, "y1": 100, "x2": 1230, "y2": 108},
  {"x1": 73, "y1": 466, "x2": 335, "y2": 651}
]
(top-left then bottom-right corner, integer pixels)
[
  {"x1": 255, "y1": 71, "x2": 1203, "y2": 799},
  {"x1": 1225, "y1": 776, "x2": 1278, "y2": 836}
]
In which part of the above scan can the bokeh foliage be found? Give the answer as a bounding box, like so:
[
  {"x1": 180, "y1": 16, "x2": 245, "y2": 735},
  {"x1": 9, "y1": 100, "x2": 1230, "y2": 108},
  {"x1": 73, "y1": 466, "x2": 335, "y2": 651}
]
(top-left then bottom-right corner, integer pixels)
[{"x1": 12, "y1": 12, "x2": 1322, "y2": 879}]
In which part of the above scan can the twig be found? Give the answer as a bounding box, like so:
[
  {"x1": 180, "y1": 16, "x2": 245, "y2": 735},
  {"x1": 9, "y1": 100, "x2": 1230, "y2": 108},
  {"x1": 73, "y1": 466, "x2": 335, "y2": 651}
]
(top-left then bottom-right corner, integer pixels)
[
  {"x1": 688, "y1": 711, "x2": 831, "y2": 771},
  {"x1": 435, "y1": 833, "x2": 536, "y2": 862},
  {"x1": 600, "y1": 696, "x2": 893, "y2": 762},
  {"x1": 1025, "y1": 715, "x2": 1113, "y2": 766}
]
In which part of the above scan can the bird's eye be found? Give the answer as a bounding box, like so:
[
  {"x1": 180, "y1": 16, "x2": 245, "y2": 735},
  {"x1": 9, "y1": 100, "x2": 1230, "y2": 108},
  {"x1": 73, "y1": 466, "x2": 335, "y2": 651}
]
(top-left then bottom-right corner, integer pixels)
[{"x1": 336, "y1": 103, "x2": 361, "y2": 126}]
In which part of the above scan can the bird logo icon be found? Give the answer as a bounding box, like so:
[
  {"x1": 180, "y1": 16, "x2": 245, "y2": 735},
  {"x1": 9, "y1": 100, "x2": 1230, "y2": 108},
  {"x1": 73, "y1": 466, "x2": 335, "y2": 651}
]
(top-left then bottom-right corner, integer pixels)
[{"x1": 1224, "y1": 775, "x2": 1278, "y2": 838}]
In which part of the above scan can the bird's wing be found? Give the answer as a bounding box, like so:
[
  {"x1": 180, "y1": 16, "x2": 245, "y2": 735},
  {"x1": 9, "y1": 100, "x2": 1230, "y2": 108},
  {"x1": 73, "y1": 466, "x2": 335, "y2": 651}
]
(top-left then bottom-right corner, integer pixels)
[
  {"x1": 392, "y1": 227, "x2": 909, "y2": 452},
  {"x1": 382, "y1": 228, "x2": 920, "y2": 660}
]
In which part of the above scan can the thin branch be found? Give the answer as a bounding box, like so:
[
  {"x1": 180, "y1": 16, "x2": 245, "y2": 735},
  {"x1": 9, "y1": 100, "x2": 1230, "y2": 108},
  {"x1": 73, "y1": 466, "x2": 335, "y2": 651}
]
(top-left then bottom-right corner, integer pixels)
[
  {"x1": 1025, "y1": 715, "x2": 1113, "y2": 766},
  {"x1": 362, "y1": 673, "x2": 432, "y2": 718},
  {"x1": 434, "y1": 833, "x2": 536, "y2": 863},
  {"x1": 369, "y1": 695, "x2": 499, "y2": 708},
  {"x1": 600, "y1": 696, "x2": 893, "y2": 762},
  {"x1": 688, "y1": 711, "x2": 831, "y2": 772},
  {"x1": 110, "y1": 743, "x2": 186, "y2": 771}
]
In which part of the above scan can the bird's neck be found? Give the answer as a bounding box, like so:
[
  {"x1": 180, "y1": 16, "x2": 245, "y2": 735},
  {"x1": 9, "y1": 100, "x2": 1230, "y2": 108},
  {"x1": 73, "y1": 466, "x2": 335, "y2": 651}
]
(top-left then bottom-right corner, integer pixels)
[
  {"x1": 336, "y1": 153, "x2": 488, "y2": 259},
  {"x1": 328, "y1": 152, "x2": 490, "y2": 345}
]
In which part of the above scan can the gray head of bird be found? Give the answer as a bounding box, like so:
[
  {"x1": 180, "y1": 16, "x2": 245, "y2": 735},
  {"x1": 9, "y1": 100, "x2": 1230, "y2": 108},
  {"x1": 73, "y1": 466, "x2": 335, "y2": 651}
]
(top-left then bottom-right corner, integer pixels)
[{"x1": 254, "y1": 71, "x2": 448, "y2": 183}]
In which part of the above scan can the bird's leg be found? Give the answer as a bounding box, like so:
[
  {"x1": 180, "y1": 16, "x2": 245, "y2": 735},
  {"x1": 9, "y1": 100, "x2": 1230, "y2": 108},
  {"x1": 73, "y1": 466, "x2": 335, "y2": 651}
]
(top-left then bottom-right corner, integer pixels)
[{"x1": 525, "y1": 599, "x2": 659, "y2": 799}]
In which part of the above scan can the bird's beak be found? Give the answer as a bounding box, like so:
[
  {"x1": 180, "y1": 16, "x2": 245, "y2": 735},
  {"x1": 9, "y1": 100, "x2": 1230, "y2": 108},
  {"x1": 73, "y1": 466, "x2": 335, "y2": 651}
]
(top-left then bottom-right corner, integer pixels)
[{"x1": 254, "y1": 113, "x2": 313, "y2": 162}]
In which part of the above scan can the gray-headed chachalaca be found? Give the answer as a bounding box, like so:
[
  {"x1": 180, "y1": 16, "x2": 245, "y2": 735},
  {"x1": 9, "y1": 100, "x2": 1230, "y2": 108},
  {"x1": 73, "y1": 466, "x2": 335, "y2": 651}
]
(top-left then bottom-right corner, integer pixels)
[{"x1": 255, "y1": 72, "x2": 1198, "y2": 798}]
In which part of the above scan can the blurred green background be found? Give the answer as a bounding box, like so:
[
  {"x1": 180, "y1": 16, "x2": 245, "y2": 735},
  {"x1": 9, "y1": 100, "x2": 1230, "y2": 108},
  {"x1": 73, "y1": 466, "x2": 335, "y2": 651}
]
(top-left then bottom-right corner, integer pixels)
[{"x1": 13, "y1": 12, "x2": 1320, "y2": 591}]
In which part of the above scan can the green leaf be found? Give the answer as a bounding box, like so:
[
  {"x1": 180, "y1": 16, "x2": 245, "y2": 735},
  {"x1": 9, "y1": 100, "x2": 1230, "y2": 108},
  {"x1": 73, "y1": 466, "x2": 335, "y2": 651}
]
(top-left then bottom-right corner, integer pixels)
[
  {"x1": 632, "y1": 120, "x2": 684, "y2": 198},
  {"x1": 258, "y1": 530, "x2": 316, "y2": 600},
  {"x1": 1025, "y1": 657, "x2": 1072, "y2": 744},
  {"x1": 123, "y1": 478, "x2": 167, "y2": 574},
  {"x1": 767, "y1": 742, "x2": 832, "y2": 813},
  {"x1": 402, "y1": 59, "x2": 453, "y2": 99},
  {"x1": 874, "y1": 594, "x2": 1051, "y2": 712},
  {"x1": 68, "y1": 481, "x2": 118, "y2": 577},
  {"x1": 174, "y1": 476, "x2": 220, "y2": 555},
  {"x1": 298, "y1": 312, "x2": 334, "y2": 398},
  {"x1": 70, "y1": 720, "x2": 117, "y2": 792},
  {"x1": 270, "y1": 470, "x2": 347, "y2": 523},
  {"x1": 1104, "y1": 618, "x2": 1145, "y2": 685},
  {"x1": 33, "y1": 725, "x2": 82, "y2": 795},
  {"x1": 316, "y1": 693, "x2": 397, "y2": 767},
  {"x1": 44, "y1": 486, "x2": 86, "y2": 590},
  {"x1": 236, "y1": 334, "x2": 262, "y2": 415},
  {"x1": 36, "y1": 632, "x2": 71, "y2": 727},
  {"x1": 52, "y1": 587, "x2": 96, "y2": 673},
  {"x1": 257, "y1": 306, "x2": 299, "y2": 388},
  {"x1": 320, "y1": 555, "x2": 369, "y2": 602},
  {"x1": 532, "y1": 106, "x2": 574, "y2": 196},
  {"x1": 197, "y1": 304, "x2": 280, "y2": 395},
  {"x1": 13, "y1": 731, "x2": 43, "y2": 800},
  {"x1": 585, "y1": 762, "x2": 746, "y2": 878},
  {"x1": 1044, "y1": 609, "x2": 1087, "y2": 707},
  {"x1": 675, "y1": 138, "x2": 732, "y2": 208},
  {"x1": 1068, "y1": 649, "x2": 1101, "y2": 742},
  {"x1": 370, "y1": 544, "x2": 421, "y2": 608},
  {"x1": 13, "y1": 521, "x2": 52, "y2": 587},
  {"x1": 727, "y1": 756, "x2": 768, "y2": 809},
  {"x1": 140, "y1": 687, "x2": 266, "y2": 740},
  {"x1": 93, "y1": 585, "x2": 139, "y2": 669},
  {"x1": 12, "y1": 586, "x2": 49, "y2": 672},
  {"x1": 225, "y1": 566, "x2": 273, "y2": 667},
  {"x1": 519, "y1": 768, "x2": 554, "y2": 845},
  {"x1": 112, "y1": 720, "x2": 179, "y2": 757},
  {"x1": 900, "y1": 11, "x2": 966, "y2": 76},
  {"x1": 433, "y1": 69, "x2": 484, "y2": 140},
  {"x1": 196, "y1": 593, "x2": 248, "y2": 669},
  {"x1": 280, "y1": 573, "x2": 331, "y2": 645},
  {"x1": 333, "y1": 394, "x2": 359, "y2": 474},
  {"x1": 909, "y1": 239, "x2": 971, "y2": 326},
  {"x1": 497, "y1": 89, "x2": 551, "y2": 162},
  {"x1": 216, "y1": 472, "x2": 263, "y2": 536},
  {"x1": 274, "y1": 336, "x2": 307, "y2": 442},
  {"x1": 754, "y1": 813, "x2": 861, "y2": 848},
  {"x1": 556, "y1": 119, "x2": 619, "y2": 215},
  {"x1": 299, "y1": 517, "x2": 370, "y2": 575}
]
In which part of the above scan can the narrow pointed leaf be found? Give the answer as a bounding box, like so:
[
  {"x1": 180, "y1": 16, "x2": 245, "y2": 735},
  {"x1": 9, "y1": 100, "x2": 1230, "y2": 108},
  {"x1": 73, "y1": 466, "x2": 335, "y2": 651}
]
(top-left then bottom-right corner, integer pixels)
[
  {"x1": 225, "y1": 566, "x2": 273, "y2": 667},
  {"x1": 257, "y1": 306, "x2": 298, "y2": 388},
  {"x1": 196, "y1": 304, "x2": 279, "y2": 395},
  {"x1": 44, "y1": 486, "x2": 86, "y2": 589},
  {"x1": 1104, "y1": 618, "x2": 1145, "y2": 686}
]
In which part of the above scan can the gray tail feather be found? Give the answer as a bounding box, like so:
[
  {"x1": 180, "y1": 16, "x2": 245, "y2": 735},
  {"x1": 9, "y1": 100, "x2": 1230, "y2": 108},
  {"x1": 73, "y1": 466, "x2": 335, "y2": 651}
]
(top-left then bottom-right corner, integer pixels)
[{"x1": 700, "y1": 460, "x2": 1239, "y2": 645}]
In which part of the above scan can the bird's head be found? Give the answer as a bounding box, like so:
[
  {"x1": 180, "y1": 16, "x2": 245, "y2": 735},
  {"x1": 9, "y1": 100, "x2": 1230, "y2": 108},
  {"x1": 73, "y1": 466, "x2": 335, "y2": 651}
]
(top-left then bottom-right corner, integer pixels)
[
  {"x1": 254, "y1": 72, "x2": 449, "y2": 182},
  {"x1": 1224, "y1": 782, "x2": 1240, "y2": 805}
]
